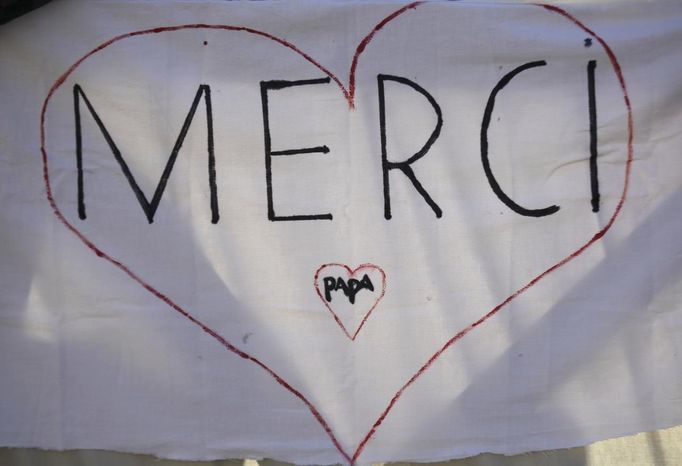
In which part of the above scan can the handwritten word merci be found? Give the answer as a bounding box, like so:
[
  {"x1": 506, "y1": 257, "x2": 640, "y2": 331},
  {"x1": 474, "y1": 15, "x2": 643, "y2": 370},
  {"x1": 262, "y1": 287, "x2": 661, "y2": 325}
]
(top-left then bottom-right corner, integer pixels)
[{"x1": 72, "y1": 60, "x2": 601, "y2": 224}]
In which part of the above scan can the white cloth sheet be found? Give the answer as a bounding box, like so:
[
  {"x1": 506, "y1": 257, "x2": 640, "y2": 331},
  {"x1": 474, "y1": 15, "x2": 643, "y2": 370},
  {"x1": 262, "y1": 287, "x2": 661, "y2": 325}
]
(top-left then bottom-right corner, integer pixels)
[{"x1": 0, "y1": 1, "x2": 681, "y2": 464}]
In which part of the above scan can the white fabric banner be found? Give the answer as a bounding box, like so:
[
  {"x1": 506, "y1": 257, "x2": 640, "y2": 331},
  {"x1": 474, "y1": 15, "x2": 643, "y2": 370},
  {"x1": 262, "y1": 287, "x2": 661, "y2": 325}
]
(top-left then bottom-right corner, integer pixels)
[{"x1": 1, "y1": 0, "x2": 681, "y2": 464}]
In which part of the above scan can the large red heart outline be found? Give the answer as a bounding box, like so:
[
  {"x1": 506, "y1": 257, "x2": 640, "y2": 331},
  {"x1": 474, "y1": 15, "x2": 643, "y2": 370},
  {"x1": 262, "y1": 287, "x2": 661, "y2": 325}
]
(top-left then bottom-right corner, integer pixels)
[{"x1": 39, "y1": 2, "x2": 633, "y2": 464}]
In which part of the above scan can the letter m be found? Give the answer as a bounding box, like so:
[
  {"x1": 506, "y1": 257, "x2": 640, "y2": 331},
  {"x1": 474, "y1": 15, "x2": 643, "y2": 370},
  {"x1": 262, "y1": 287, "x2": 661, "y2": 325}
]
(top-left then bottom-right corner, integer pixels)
[{"x1": 73, "y1": 84, "x2": 219, "y2": 223}]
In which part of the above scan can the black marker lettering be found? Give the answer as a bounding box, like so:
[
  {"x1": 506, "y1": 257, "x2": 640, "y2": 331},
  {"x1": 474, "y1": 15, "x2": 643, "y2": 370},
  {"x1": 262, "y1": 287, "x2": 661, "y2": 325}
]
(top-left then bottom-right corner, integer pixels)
[
  {"x1": 323, "y1": 274, "x2": 375, "y2": 304},
  {"x1": 359, "y1": 274, "x2": 374, "y2": 292},
  {"x1": 336, "y1": 278, "x2": 350, "y2": 299},
  {"x1": 378, "y1": 74, "x2": 443, "y2": 220},
  {"x1": 260, "y1": 77, "x2": 333, "y2": 222},
  {"x1": 74, "y1": 84, "x2": 218, "y2": 223},
  {"x1": 587, "y1": 60, "x2": 600, "y2": 212},
  {"x1": 323, "y1": 276, "x2": 337, "y2": 302},
  {"x1": 481, "y1": 61, "x2": 560, "y2": 217}
]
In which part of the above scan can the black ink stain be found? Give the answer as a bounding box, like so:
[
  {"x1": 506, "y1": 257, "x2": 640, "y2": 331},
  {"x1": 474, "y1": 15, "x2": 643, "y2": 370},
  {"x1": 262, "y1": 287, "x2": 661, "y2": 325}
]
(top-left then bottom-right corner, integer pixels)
[
  {"x1": 203, "y1": 41, "x2": 208, "y2": 46},
  {"x1": 584, "y1": 38, "x2": 592, "y2": 48}
]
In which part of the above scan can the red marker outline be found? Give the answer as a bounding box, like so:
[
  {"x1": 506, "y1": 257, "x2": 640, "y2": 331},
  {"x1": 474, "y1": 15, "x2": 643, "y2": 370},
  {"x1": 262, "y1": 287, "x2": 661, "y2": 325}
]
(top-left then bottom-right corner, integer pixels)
[
  {"x1": 39, "y1": 2, "x2": 633, "y2": 464},
  {"x1": 314, "y1": 263, "x2": 387, "y2": 340}
]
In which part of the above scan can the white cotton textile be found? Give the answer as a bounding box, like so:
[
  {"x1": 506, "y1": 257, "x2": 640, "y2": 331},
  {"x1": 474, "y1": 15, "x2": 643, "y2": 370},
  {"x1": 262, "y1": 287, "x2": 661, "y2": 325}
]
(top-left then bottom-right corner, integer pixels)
[{"x1": 0, "y1": 1, "x2": 681, "y2": 464}]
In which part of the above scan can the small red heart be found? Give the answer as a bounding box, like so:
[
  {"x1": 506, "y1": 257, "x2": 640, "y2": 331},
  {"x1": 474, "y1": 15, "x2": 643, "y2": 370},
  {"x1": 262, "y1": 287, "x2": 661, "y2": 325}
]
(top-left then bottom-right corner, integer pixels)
[{"x1": 314, "y1": 263, "x2": 387, "y2": 340}]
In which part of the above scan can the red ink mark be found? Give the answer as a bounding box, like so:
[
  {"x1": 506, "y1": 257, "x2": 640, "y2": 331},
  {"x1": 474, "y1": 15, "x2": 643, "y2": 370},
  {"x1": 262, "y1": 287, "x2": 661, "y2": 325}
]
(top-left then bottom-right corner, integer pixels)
[
  {"x1": 351, "y1": 5, "x2": 635, "y2": 462},
  {"x1": 314, "y1": 263, "x2": 387, "y2": 340},
  {"x1": 39, "y1": 3, "x2": 633, "y2": 464},
  {"x1": 348, "y1": 1, "x2": 423, "y2": 108}
]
